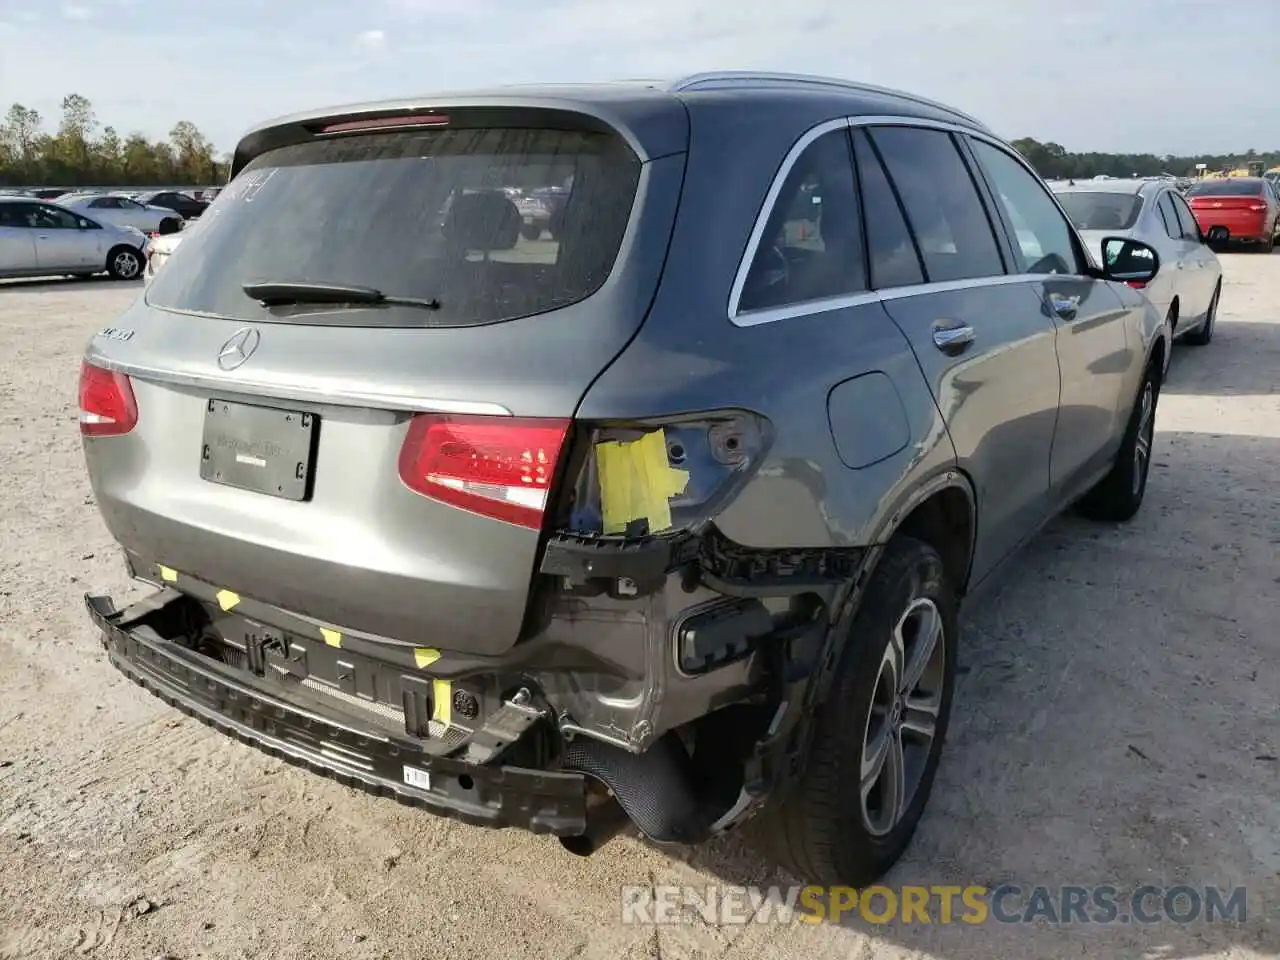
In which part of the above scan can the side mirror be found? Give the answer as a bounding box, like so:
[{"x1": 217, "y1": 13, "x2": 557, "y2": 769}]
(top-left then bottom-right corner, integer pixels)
[{"x1": 1101, "y1": 236, "x2": 1160, "y2": 285}]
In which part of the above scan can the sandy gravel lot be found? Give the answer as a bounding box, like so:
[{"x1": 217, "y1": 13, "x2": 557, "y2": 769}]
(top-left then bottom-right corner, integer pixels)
[{"x1": 1, "y1": 259, "x2": 1278, "y2": 960}]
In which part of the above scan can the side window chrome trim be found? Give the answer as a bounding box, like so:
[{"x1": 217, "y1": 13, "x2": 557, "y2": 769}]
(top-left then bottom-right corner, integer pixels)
[
  {"x1": 733, "y1": 273, "x2": 1046, "y2": 328},
  {"x1": 727, "y1": 117, "x2": 852, "y2": 323},
  {"x1": 729, "y1": 113, "x2": 1095, "y2": 328}
]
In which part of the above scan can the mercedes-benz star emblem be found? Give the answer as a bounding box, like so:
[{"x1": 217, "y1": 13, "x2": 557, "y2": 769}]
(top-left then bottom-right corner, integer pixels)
[{"x1": 217, "y1": 327, "x2": 260, "y2": 371}]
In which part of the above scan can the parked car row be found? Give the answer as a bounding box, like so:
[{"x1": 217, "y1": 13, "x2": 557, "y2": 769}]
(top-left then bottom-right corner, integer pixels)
[{"x1": 80, "y1": 72, "x2": 1200, "y2": 895}]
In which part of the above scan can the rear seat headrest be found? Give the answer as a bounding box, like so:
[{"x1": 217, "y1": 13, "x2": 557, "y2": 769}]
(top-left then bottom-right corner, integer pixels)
[{"x1": 442, "y1": 191, "x2": 522, "y2": 253}]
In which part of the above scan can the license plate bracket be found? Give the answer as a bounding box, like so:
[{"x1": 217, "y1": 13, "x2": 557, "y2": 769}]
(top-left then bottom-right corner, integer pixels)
[{"x1": 200, "y1": 398, "x2": 317, "y2": 501}]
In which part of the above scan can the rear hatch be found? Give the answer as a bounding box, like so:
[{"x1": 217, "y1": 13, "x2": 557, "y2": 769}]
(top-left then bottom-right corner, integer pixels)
[{"x1": 81, "y1": 104, "x2": 686, "y2": 656}]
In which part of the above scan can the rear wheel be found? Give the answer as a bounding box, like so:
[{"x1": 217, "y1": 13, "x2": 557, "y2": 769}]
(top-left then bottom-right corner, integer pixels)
[
  {"x1": 763, "y1": 536, "x2": 957, "y2": 886},
  {"x1": 1077, "y1": 360, "x2": 1160, "y2": 522},
  {"x1": 1260, "y1": 235, "x2": 1276, "y2": 254},
  {"x1": 106, "y1": 245, "x2": 143, "y2": 281},
  {"x1": 1182, "y1": 281, "x2": 1219, "y2": 346}
]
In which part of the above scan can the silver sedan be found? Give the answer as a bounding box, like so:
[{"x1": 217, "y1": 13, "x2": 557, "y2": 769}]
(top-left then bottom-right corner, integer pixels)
[
  {"x1": 0, "y1": 197, "x2": 150, "y2": 281},
  {"x1": 1050, "y1": 178, "x2": 1223, "y2": 344}
]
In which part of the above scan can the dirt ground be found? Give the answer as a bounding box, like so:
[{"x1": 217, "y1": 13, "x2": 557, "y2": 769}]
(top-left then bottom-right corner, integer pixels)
[{"x1": 1, "y1": 258, "x2": 1278, "y2": 960}]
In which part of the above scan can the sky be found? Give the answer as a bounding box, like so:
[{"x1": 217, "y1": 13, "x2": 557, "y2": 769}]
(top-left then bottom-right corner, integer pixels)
[{"x1": 0, "y1": 0, "x2": 1276, "y2": 157}]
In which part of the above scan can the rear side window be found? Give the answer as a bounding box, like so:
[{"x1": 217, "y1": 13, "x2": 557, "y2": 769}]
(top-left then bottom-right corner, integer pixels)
[
  {"x1": 850, "y1": 130, "x2": 925, "y2": 289},
  {"x1": 1169, "y1": 193, "x2": 1202, "y2": 241},
  {"x1": 968, "y1": 139, "x2": 1081, "y2": 275},
  {"x1": 147, "y1": 127, "x2": 641, "y2": 327},
  {"x1": 1157, "y1": 194, "x2": 1183, "y2": 240},
  {"x1": 738, "y1": 128, "x2": 867, "y2": 312},
  {"x1": 1052, "y1": 191, "x2": 1143, "y2": 232},
  {"x1": 867, "y1": 126, "x2": 1004, "y2": 283}
]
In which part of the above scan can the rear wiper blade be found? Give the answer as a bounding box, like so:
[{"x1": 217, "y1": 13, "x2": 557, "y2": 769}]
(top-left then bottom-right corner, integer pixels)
[{"x1": 242, "y1": 280, "x2": 440, "y2": 309}]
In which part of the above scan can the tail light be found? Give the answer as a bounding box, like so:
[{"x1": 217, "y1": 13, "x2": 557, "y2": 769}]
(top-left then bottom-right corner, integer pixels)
[
  {"x1": 397, "y1": 415, "x2": 570, "y2": 529},
  {"x1": 1125, "y1": 280, "x2": 1147, "y2": 290},
  {"x1": 78, "y1": 361, "x2": 138, "y2": 437},
  {"x1": 1247, "y1": 203, "x2": 1267, "y2": 212}
]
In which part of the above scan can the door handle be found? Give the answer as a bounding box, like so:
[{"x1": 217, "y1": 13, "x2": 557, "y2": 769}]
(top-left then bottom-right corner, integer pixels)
[
  {"x1": 1046, "y1": 292, "x2": 1080, "y2": 320},
  {"x1": 38, "y1": 234, "x2": 50, "y2": 239},
  {"x1": 932, "y1": 322, "x2": 975, "y2": 355}
]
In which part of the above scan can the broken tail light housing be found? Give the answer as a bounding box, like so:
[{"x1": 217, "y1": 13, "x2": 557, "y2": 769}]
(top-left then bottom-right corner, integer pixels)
[
  {"x1": 78, "y1": 361, "x2": 138, "y2": 437},
  {"x1": 561, "y1": 412, "x2": 772, "y2": 539},
  {"x1": 397, "y1": 414, "x2": 571, "y2": 529}
]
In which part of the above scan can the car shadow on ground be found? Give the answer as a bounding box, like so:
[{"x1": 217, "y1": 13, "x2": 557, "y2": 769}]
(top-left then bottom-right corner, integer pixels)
[
  {"x1": 647, "y1": 426, "x2": 1280, "y2": 956},
  {"x1": 1163, "y1": 321, "x2": 1280, "y2": 398},
  {"x1": 0, "y1": 275, "x2": 138, "y2": 293}
]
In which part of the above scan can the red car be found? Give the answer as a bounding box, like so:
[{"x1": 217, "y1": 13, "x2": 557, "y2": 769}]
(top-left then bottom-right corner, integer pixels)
[{"x1": 1185, "y1": 177, "x2": 1280, "y2": 252}]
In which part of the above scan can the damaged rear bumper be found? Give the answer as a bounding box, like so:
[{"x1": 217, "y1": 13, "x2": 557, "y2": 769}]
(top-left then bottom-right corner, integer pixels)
[{"x1": 86, "y1": 591, "x2": 589, "y2": 837}]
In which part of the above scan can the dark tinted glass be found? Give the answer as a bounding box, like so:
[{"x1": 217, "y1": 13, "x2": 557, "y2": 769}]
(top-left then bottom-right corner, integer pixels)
[
  {"x1": 850, "y1": 130, "x2": 925, "y2": 289},
  {"x1": 1185, "y1": 179, "x2": 1265, "y2": 197},
  {"x1": 0, "y1": 203, "x2": 30, "y2": 227},
  {"x1": 147, "y1": 128, "x2": 641, "y2": 327},
  {"x1": 1157, "y1": 194, "x2": 1183, "y2": 240},
  {"x1": 32, "y1": 204, "x2": 80, "y2": 229},
  {"x1": 1054, "y1": 191, "x2": 1144, "y2": 231},
  {"x1": 1169, "y1": 193, "x2": 1202, "y2": 240},
  {"x1": 739, "y1": 129, "x2": 867, "y2": 312},
  {"x1": 970, "y1": 140, "x2": 1080, "y2": 274},
  {"x1": 868, "y1": 126, "x2": 1004, "y2": 282}
]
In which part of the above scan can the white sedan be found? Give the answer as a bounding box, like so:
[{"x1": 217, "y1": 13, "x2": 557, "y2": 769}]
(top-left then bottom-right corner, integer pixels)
[
  {"x1": 1050, "y1": 179, "x2": 1223, "y2": 345},
  {"x1": 55, "y1": 192, "x2": 184, "y2": 235}
]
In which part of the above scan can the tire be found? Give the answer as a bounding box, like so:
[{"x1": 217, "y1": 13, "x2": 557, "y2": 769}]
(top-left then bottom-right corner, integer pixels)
[
  {"x1": 1182, "y1": 281, "x2": 1219, "y2": 347},
  {"x1": 1077, "y1": 360, "x2": 1160, "y2": 523},
  {"x1": 106, "y1": 245, "x2": 144, "y2": 281},
  {"x1": 763, "y1": 536, "x2": 958, "y2": 887},
  {"x1": 1261, "y1": 235, "x2": 1276, "y2": 254},
  {"x1": 520, "y1": 222, "x2": 542, "y2": 241}
]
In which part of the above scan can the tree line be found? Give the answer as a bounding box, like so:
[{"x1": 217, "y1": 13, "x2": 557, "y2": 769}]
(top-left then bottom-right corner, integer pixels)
[
  {"x1": 1010, "y1": 137, "x2": 1279, "y2": 180},
  {"x1": 1, "y1": 94, "x2": 1276, "y2": 189},
  {"x1": 0, "y1": 94, "x2": 228, "y2": 188}
]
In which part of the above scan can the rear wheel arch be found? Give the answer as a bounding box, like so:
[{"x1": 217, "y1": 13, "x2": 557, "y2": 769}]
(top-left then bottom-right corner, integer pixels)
[
  {"x1": 877, "y1": 472, "x2": 977, "y2": 597},
  {"x1": 1147, "y1": 333, "x2": 1168, "y2": 383}
]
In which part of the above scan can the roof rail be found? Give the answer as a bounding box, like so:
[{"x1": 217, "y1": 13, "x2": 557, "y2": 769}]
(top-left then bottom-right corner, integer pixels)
[{"x1": 666, "y1": 71, "x2": 988, "y2": 130}]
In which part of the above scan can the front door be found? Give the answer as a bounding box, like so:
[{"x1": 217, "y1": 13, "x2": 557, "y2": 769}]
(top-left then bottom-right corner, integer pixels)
[
  {"x1": 853, "y1": 125, "x2": 1060, "y2": 582},
  {"x1": 965, "y1": 136, "x2": 1132, "y2": 497},
  {"x1": 30, "y1": 203, "x2": 102, "y2": 271}
]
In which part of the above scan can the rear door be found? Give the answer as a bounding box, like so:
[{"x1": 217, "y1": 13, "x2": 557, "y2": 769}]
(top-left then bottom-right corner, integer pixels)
[
  {"x1": 965, "y1": 137, "x2": 1132, "y2": 496},
  {"x1": 0, "y1": 204, "x2": 39, "y2": 273},
  {"x1": 83, "y1": 112, "x2": 685, "y2": 655},
  {"x1": 853, "y1": 124, "x2": 1060, "y2": 582},
  {"x1": 1166, "y1": 190, "x2": 1218, "y2": 316}
]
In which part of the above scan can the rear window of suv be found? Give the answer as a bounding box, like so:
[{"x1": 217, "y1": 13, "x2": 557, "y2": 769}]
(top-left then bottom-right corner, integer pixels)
[
  {"x1": 1184, "y1": 179, "x2": 1264, "y2": 197},
  {"x1": 146, "y1": 127, "x2": 641, "y2": 327},
  {"x1": 1053, "y1": 191, "x2": 1144, "y2": 231}
]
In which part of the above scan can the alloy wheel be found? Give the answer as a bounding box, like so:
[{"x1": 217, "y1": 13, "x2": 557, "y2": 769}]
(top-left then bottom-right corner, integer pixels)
[
  {"x1": 859, "y1": 597, "x2": 946, "y2": 837},
  {"x1": 1132, "y1": 381, "x2": 1155, "y2": 498}
]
